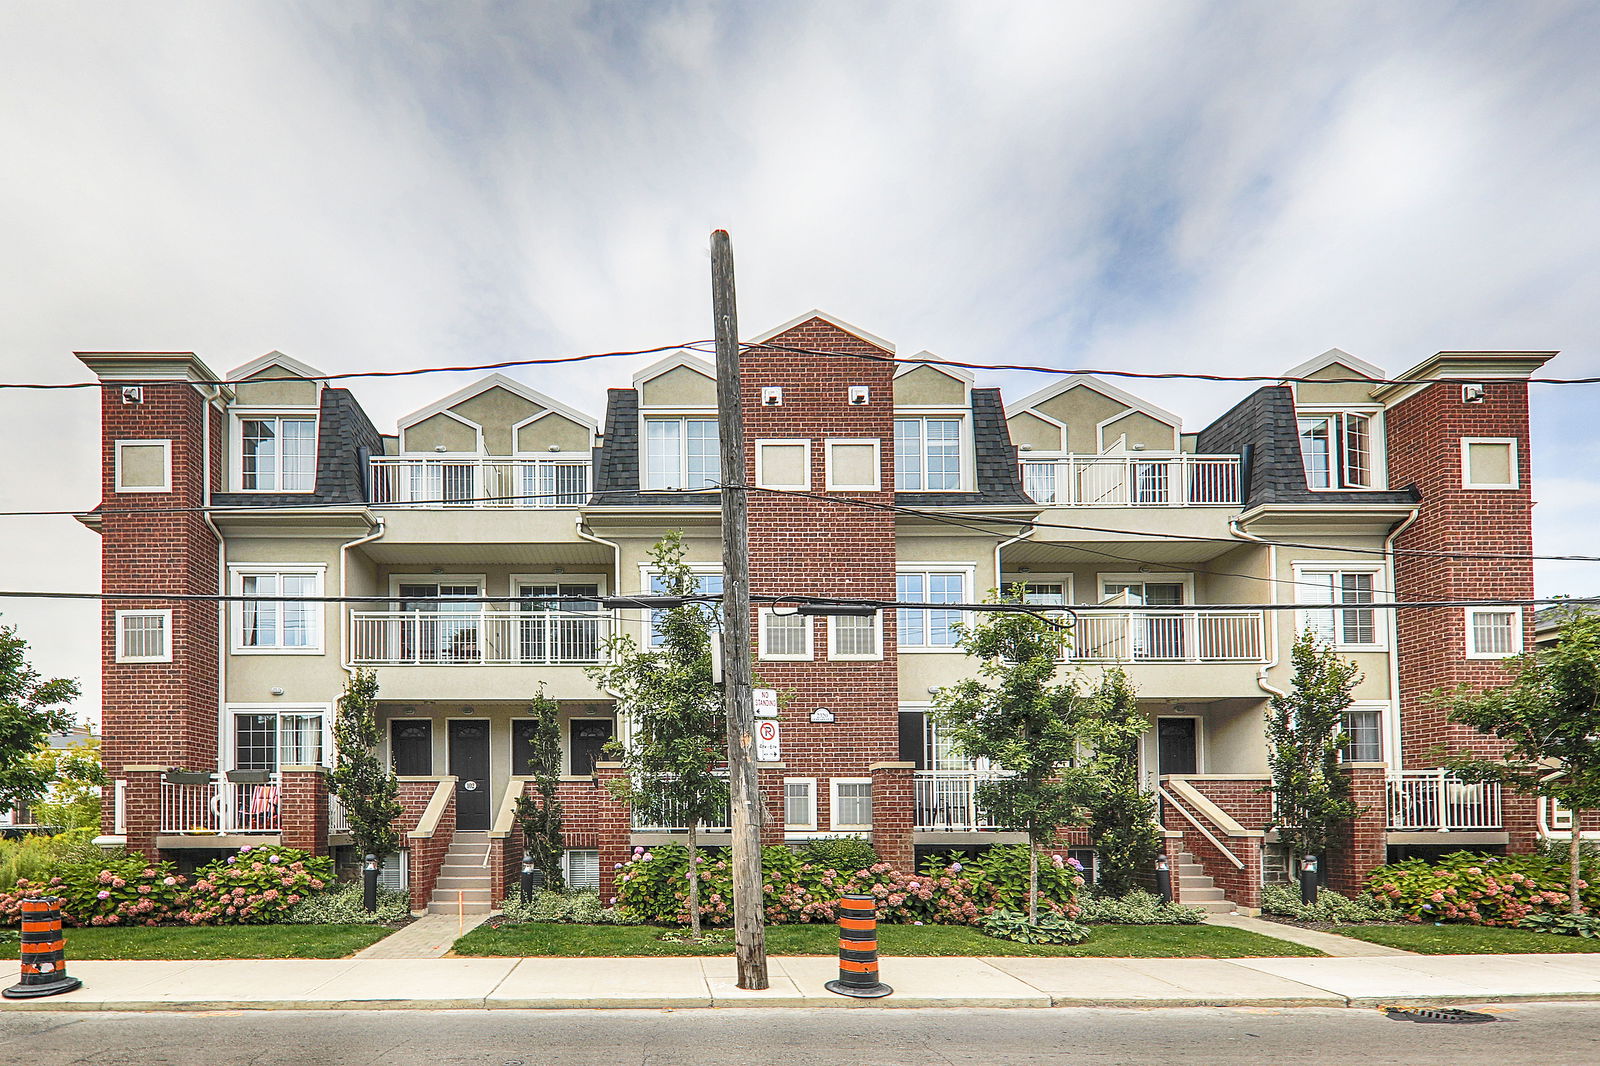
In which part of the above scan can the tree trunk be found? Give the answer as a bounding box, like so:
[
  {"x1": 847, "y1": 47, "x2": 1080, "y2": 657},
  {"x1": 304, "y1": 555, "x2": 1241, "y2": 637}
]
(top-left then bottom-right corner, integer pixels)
[
  {"x1": 688, "y1": 820, "x2": 702, "y2": 936},
  {"x1": 1028, "y1": 835, "x2": 1039, "y2": 926},
  {"x1": 1572, "y1": 810, "x2": 1584, "y2": 917}
]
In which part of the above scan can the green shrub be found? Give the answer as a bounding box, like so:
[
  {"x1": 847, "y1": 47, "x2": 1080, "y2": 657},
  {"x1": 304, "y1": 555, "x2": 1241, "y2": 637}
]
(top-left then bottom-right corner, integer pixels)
[
  {"x1": 1076, "y1": 889, "x2": 1205, "y2": 925},
  {"x1": 1520, "y1": 912, "x2": 1600, "y2": 938},
  {"x1": 979, "y1": 909, "x2": 1090, "y2": 944},
  {"x1": 282, "y1": 883, "x2": 411, "y2": 925},
  {"x1": 497, "y1": 890, "x2": 633, "y2": 925},
  {"x1": 183, "y1": 845, "x2": 333, "y2": 924},
  {"x1": 0, "y1": 832, "x2": 109, "y2": 893},
  {"x1": 797, "y1": 837, "x2": 878, "y2": 874},
  {"x1": 1365, "y1": 851, "x2": 1599, "y2": 925},
  {"x1": 934, "y1": 845, "x2": 1085, "y2": 914},
  {"x1": 7, "y1": 852, "x2": 188, "y2": 926},
  {"x1": 1261, "y1": 884, "x2": 1401, "y2": 923}
]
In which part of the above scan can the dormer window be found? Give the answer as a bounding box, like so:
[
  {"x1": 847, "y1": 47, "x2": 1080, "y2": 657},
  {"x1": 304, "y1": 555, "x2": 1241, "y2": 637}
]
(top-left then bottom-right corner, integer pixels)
[
  {"x1": 237, "y1": 413, "x2": 317, "y2": 492},
  {"x1": 894, "y1": 417, "x2": 963, "y2": 491},
  {"x1": 643, "y1": 416, "x2": 718, "y2": 491},
  {"x1": 1297, "y1": 410, "x2": 1376, "y2": 490}
]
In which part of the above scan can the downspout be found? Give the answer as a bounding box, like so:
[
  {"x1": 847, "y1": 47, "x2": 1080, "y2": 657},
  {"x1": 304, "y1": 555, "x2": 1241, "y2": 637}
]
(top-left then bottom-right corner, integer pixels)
[
  {"x1": 1228, "y1": 516, "x2": 1285, "y2": 699},
  {"x1": 993, "y1": 526, "x2": 1034, "y2": 596},
  {"x1": 340, "y1": 515, "x2": 387, "y2": 680},
  {"x1": 200, "y1": 386, "x2": 228, "y2": 776},
  {"x1": 575, "y1": 515, "x2": 628, "y2": 742},
  {"x1": 1381, "y1": 509, "x2": 1419, "y2": 767}
]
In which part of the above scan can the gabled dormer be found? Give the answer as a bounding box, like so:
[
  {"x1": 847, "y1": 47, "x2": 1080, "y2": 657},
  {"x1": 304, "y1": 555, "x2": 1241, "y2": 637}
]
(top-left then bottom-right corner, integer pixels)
[
  {"x1": 1281, "y1": 349, "x2": 1387, "y2": 491},
  {"x1": 225, "y1": 353, "x2": 329, "y2": 494},
  {"x1": 395, "y1": 373, "x2": 597, "y2": 457},
  {"x1": 1004, "y1": 375, "x2": 1181, "y2": 457}
]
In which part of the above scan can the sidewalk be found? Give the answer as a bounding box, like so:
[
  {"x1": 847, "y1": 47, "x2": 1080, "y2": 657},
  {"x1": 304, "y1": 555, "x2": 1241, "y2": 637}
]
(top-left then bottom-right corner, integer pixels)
[{"x1": 6, "y1": 953, "x2": 1600, "y2": 1011}]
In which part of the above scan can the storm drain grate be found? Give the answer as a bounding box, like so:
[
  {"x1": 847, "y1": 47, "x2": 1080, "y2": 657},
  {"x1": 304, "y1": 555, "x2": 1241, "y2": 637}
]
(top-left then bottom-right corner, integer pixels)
[{"x1": 1381, "y1": 1006, "x2": 1500, "y2": 1024}]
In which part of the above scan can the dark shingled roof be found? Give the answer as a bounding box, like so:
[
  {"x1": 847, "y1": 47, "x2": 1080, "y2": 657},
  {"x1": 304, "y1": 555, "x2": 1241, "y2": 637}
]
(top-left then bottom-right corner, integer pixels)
[
  {"x1": 1195, "y1": 385, "x2": 1418, "y2": 508},
  {"x1": 213, "y1": 387, "x2": 384, "y2": 508},
  {"x1": 895, "y1": 388, "x2": 1033, "y2": 507}
]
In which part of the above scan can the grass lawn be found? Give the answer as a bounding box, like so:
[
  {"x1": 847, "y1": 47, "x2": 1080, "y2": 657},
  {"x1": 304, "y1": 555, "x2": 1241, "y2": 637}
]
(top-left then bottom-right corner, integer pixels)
[
  {"x1": 0, "y1": 924, "x2": 395, "y2": 960},
  {"x1": 1331, "y1": 923, "x2": 1600, "y2": 955},
  {"x1": 453, "y1": 922, "x2": 1322, "y2": 959}
]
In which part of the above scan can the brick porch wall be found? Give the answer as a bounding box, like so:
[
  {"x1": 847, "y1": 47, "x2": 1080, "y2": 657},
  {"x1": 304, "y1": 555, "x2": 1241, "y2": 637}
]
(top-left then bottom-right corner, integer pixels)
[
  {"x1": 1325, "y1": 764, "x2": 1387, "y2": 894},
  {"x1": 1161, "y1": 793, "x2": 1262, "y2": 910},
  {"x1": 1179, "y1": 778, "x2": 1273, "y2": 831},
  {"x1": 396, "y1": 779, "x2": 455, "y2": 908},
  {"x1": 869, "y1": 763, "x2": 915, "y2": 869}
]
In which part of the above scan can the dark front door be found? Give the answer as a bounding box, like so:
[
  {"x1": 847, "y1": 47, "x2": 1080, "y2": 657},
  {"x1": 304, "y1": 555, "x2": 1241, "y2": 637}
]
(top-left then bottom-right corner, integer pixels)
[
  {"x1": 569, "y1": 718, "x2": 615, "y2": 776},
  {"x1": 1157, "y1": 717, "x2": 1198, "y2": 778},
  {"x1": 448, "y1": 720, "x2": 491, "y2": 829}
]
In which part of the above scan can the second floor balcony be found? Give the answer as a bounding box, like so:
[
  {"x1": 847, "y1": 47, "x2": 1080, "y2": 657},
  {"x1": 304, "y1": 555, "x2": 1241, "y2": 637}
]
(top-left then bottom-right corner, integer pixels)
[
  {"x1": 1019, "y1": 454, "x2": 1241, "y2": 507},
  {"x1": 369, "y1": 455, "x2": 591, "y2": 508},
  {"x1": 1071, "y1": 610, "x2": 1266, "y2": 663},
  {"x1": 348, "y1": 607, "x2": 611, "y2": 666}
]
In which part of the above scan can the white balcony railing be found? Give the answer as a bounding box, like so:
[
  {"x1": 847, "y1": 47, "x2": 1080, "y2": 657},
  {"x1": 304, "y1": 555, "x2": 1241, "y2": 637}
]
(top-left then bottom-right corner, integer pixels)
[
  {"x1": 1071, "y1": 610, "x2": 1266, "y2": 663},
  {"x1": 348, "y1": 609, "x2": 611, "y2": 666},
  {"x1": 1019, "y1": 455, "x2": 1241, "y2": 506},
  {"x1": 914, "y1": 771, "x2": 1005, "y2": 832},
  {"x1": 160, "y1": 773, "x2": 281, "y2": 834},
  {"x1": 328, "y1": 791, "x2": 352, "y2": 835},
  {"x1": 630, "y1": 773, "x2": 732, "y2": 832},
  {"x1": 369, "y1": 456, "x2": 591, "y2": 508},
  {"x1": 1387, "y1": 769, "x2": 1503, "y2": 831}
]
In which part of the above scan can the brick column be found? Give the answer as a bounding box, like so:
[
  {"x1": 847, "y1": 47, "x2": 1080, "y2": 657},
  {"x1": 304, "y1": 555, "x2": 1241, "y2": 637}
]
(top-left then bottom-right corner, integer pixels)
[
  {"x1": 869, "y1": 762, "x2": 915, "y2": 869},
  {"x1": 594, "y1": 763, "x2": 634, "y2": 899},
  {"x1": 278, "y1": 766, "x2": 329, "y2": 855},
  {"x1": 121, "y1": 765, "x2": 167, "y2": 860},
  {"x1": 1326, "y1": 763, "x2": 1388, "y2": 895}
]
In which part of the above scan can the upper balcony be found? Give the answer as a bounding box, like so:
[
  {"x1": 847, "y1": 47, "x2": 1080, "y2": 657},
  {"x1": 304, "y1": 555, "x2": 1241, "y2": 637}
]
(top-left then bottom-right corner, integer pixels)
[
  {"x1": 369, "y1": 456, "x2": 591, "y2": 509},
  {"x1": 1018, "y1": 455, "x2": 1240, "y2": 508},
  {"x1": 349, "y1": 607, "x2": 610, "y2": 666}
]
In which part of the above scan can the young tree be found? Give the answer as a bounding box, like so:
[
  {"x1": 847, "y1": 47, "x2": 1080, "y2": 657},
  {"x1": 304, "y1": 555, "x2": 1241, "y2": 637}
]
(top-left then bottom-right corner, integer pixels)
[
  {"x1": 1437, "y1": 608, "x2": 1600, "y2": 915},
  {"x1": 1082, "y1": 667, "x2": 1161, "y2": 896},
  {"x1": 330, "y1": 670, "x2": 403, "y2": 867},
  {"x1": 25, "y1": 734, "x2": 108, "y2": 831},
  {"x1": 513, "y1": 688, "x2": 565, "y2": 892},
  {"x1": 931, "y1": 589, "x2": 1096, "y2": 924},
  {"x1": 0, "y1": 622, "x2": 81, "y2": 818},
  {"x1": 588, "y1": 531, "x2": 726, "y2": 935},
  {"x1": 1266, "y1": 631, "x2": 1363, "y2": 865}
]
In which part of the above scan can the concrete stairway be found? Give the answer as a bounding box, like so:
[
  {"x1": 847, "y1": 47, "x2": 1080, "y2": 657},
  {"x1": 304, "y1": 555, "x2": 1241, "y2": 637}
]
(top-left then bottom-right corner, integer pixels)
[
  {"x1": 427, "y1": 830, "x2": 494, "y2": 915},
  {"x1": 1175, "y1": 850, "x2": 1233, "y2": 913}
]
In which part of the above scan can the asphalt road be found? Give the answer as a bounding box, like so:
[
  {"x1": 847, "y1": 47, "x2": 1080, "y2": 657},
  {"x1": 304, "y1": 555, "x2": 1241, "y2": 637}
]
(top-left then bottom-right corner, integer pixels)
[{"x1": 2, "y1": 1005, "x2": 1597, "y2": 1065}]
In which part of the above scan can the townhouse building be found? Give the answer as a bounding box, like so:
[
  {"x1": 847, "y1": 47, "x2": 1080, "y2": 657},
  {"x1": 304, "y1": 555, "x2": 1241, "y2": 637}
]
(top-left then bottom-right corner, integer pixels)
[{"x1": 76, "y1": 314, "x2": 1561, "y2": 914}]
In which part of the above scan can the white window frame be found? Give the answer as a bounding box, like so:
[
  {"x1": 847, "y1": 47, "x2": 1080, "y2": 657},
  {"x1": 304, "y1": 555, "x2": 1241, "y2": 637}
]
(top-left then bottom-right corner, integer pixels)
[
  {"x1": 563, "y1": 848, "x2": 601, "y2": 890},
  {"x1": 232, "y1": 407, "x2": 320, "y2": 494},
  {"x1": 893, "y1": 412, "x2": 971, "y2": 492},
  {"x1": 1095, "y1": 572, "x2": 1194, "y2": 604},
  {"x1": 224, "y1": 702, "x2": 334, "y2": 771},
  {"x1": 827, "y1": 611, "x2": 883, "y2": 661},
  {"x1": 829, "y1": 777, "x2": 874, "y2": 832},
  {"x1": 114, "y1": 609, "x2": 172, "y2": 663},
  {"x1": 823, "y1": 438, "x2": 882, "y2": 492},
  {"x1": 783, "y1": 777, "x2": 817, "y2": 833},
  {"x1": 1292, "y1": 563, "x2": 1386, "y2": 650},
  {"x1": 895, "y1": 564, "x2": 975, "y2": 652},
  {"x1": 1464, "y1": 606, "x2": 1524, "y2": 659},
  {"x1": 640, "y1": 413, "x2": 720, "y2": 492},
  {"x1": 113, "y1": 439, "x2": 172, "y2": 493},
  {"x1": 754, "y1": 438, "x2": 811, "y2": 491},
  {"x1": 758, "y1": 608, "x2": 814, "y2": 661},
  {"x1": 229, "y1": 564, "x2": 327, "y2": 655},
  {"x1": 1003, "y1": 574, "x2": 1075, "y2": 604},
  {"x1": 1341, "y1": 701, "x2": 1387, "y2": 763},
  {"x1": 638, "y1": 562, "x2": 722, "y2": 647},
  {"x1": 1460, "y1": 437, "x2": 1520, "y2": 490},
  {"x1": 1295, "y1": 405, "x2": 1385, "y2": 491}
]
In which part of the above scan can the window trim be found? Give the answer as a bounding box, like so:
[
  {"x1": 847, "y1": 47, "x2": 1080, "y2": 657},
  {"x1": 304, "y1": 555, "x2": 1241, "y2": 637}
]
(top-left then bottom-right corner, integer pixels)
[
  {"x1": 231, "y1": 407, "x2": 320, "y2": 494},
  {"x1": 1464, "y1": 606, "x2": 1524, "y2": 660},
  {"x1": 823, "y1": 437, "x2": 882, "y2": 492},
  {"x1": 1294, "y1": 404, "x2": 1386, "y2": 491},
  {"x1": 224, "y1": 702, "x2": 334, "y2": 771},
  {"x1": 640, "y1": 413, "x2": 720, "y2": 492},
  {"x1": 113, "y1": 439, "x2": 172, "y2": 493},
  {"x1": 229, "y1": 563, "x2": 327, "y2": 655},
  {"x1": 563, "y1": 848, "x2": 601, "y2": 891},
  {"x1": 1095, "y1": 571, "x2": 1194, "y2": 605},
  {"x1": 754, "y1": 438, "x2": 812, "y2": 491},
  {"x1": 758, "y1": 608, "x2": 814, "y2": 661},
  {"x1": 827, "y1": 611, "x2": 884, "y2": 661},
  {"x1": 895, "y1": 564, "x2": 975, "y2": 652},
  {"x1": 1002, "y1": 573, "x2": 1075, "y2": 604},
  {"x1": 893, "y1": 412, "x2": 972, "y2": 492},
  {"x1": 1291, "y1": 562, "x2": 1386, "y2": 650},
  {"x1": 829, "y1": 777, "x2": 874, "y2": 832},
  {"x1": 783, "y1": 777, "x2": 818, "y2": 833},
  {"x1": 114, "y1": 608, "x2": 173, "y2": 663},
  {"x1": 1460, "y1": 437, "x2": 1520, "y2": 490}
]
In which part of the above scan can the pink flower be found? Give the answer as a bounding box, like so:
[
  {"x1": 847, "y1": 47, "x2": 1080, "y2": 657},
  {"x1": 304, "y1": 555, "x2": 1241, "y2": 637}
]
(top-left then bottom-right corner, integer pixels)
[
  {"x1": 96, "y1": 890, "x2": 111, "y2": 900},
  {"x1": 163, "y1": 876, "x2": 177, "y2": 887},
  {"x1": 137, "y1": 885, "x2": 151, "y2": 895},
  {"x1": 97, "y1": 871, "x2": 113, "y2": 885}
]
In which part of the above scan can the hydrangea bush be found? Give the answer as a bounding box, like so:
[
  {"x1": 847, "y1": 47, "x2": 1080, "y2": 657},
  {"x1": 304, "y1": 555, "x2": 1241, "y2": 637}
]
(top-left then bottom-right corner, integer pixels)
[
  {"x1": 1364, "y1": 851, "x2": 1599, "y2": 925},
  {"x1": 613, "y1": 843, "x2": 1084, "y2": 927},
  {"x1": 182, "y1": 845, "x2": 334, "y2": 924}
]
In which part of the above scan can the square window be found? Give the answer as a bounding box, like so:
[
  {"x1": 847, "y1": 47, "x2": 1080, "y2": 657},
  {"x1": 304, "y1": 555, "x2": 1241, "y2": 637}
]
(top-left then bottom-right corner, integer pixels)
[
  {"x1": 114, "y1": 440, "x2": 171, "y2": 493},
  {"x1": 115, "y1": 610, "x2": 171, "y2": 663},
  {"x1": 824, "y1": 439, "x2": 881, "y2": 491},
  {"x1": 564, "y1": 849, "x2": 600, "y2": 890},
  {"x1": 1462, "y1": 438, "x2": 1518, "y2": 489},
  {"x1": 760, "y1": 610, "x2": 811, "y2": 660},
  {"x1": 831, "y1": 779, "x2": 873, "y2": 830},
  {"x1": 1465, "y1": 607, "x2": 1523, "y2": 659},
  {"x1": 894, "y1": 418, "x2": 963, "y2": 491},
  {"x1": 755, "y1": 439, "x2": 810, "y2": 491},
  {"x1": 897, "y1": 569, "x2": 967, "y2": 648},
  {"x1": 784, "y1": 779, "x2": 816, "y2": 831},
  {"x1": 1297, "y1": 410, "x2": 1379, "y2": 489},
  {"x1": 644, "y1": 417, "x2": 719, "y2": 490},
  {"x1": 648, "y1": 571, "x2": 722, "y2": 647},
  {"x1": 232, "y1": 567, "x2": 324, "y2": 652},
  {"x1": 828, "y1": 613, "x2": 881, "y2": 660}
]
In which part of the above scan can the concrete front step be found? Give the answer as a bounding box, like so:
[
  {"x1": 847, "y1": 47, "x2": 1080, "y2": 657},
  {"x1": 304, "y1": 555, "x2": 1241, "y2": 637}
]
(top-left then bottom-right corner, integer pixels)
[
  {"x1": 440, "y1": 860, "x2": 492, "y2": 874},
  {"x1": 434, "y1": 876, "x2": 492, "y2": 891},
  {"x1": 1182, "y1": 887, "x2": 1226, "y2": 902},
  {"x1": 426, "y1": 900, "x2": 494, "y2": 915},
  {"x1": 1186, "y1": 899, "x2": 1234, "y2": 913}
]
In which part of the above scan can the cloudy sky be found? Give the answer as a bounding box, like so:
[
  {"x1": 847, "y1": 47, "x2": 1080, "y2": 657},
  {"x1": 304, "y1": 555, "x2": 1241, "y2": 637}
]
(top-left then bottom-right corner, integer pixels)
[{"x1": 3, "y1": 1, "x2": 1599, "y2": 718}]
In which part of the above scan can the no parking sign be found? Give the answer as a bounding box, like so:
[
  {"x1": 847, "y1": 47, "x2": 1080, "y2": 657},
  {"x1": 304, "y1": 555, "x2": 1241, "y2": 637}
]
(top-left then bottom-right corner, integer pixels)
[{"x1": 756, "y1": 719, "x2": 781, "y2": 761}]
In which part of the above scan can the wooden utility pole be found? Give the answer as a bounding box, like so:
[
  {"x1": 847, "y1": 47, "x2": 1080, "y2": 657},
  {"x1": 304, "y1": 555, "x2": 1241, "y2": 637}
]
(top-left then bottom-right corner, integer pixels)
[{"x1": 711, "y1": 228, "x2": 768, "y2": 990}]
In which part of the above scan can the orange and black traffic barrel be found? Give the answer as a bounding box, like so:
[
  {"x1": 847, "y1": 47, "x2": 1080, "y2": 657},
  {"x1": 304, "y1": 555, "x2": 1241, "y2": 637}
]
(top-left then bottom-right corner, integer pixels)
[
  {"x1": 824, "y1": 893, "x2": 892, "y2": 998},
  {"x1": 4, "y1": 897, "x2": 82, "y2": 1000}
]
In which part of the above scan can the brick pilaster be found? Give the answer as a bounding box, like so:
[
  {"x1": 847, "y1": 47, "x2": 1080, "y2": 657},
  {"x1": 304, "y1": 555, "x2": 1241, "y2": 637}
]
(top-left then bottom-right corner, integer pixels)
[
  {"x1": 279, "y1": 766, "x2": 329, "y2": 855},
  {"x1": 869, "y1": 762, "x2": 915, "y2": 869},
  {"x1": 1326, "y1": 763, "x2": 1388, "y2": 895},
  {"x1": 121, "y1": 765, "x2": 167, "y2": 860}
]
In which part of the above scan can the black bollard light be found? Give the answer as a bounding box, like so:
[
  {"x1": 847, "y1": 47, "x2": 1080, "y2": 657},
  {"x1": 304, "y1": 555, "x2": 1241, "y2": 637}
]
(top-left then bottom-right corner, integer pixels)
[
  {"x1": 520, "y1": 851, "x2": 536, "y2": 904},
  {"x1": 1155, "y1": 854, "x2": 1173, "y2": 904},
  {"x1": 1299, "y1": 854, "x2": 1318, "y2": 906},
  {"x1": 363, "y1": 853, "x2": 379, "y2": 913}
]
